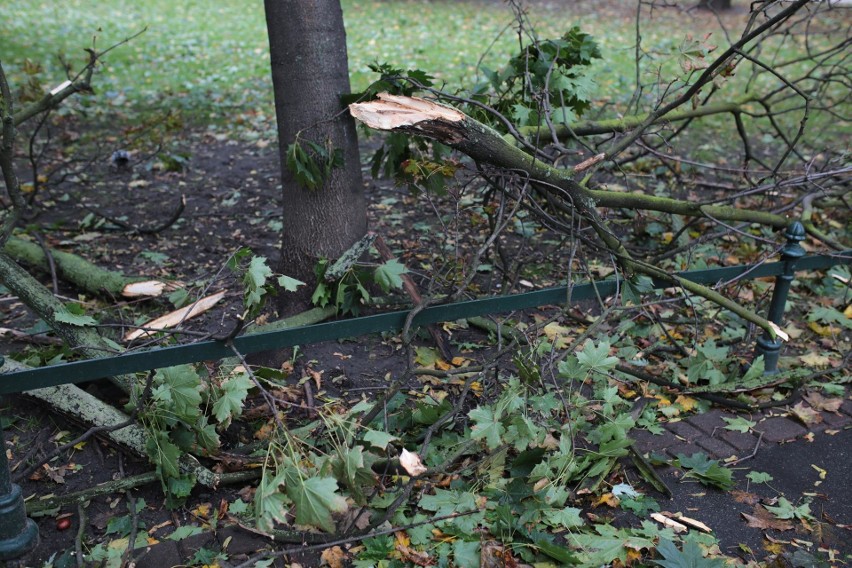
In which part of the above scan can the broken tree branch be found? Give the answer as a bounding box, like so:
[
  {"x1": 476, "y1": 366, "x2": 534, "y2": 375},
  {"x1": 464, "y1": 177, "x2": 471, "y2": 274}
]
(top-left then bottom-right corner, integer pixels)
[{"x1": 349, "y1": 94, "x2": 792, "y2": 340}]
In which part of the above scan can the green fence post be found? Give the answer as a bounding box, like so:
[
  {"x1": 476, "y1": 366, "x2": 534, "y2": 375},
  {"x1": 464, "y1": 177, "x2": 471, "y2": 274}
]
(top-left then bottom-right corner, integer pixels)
[
  {"x1": 754, "y1": 221, "x2": 806, "y2": 374},
  {"x1": 0, "y1": 357, "x2": 39, "y2": 561}
]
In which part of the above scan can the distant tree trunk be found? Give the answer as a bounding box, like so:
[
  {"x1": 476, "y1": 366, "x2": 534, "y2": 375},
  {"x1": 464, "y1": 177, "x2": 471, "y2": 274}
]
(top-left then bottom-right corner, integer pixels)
[
  {"x1": 264, "y1": 0, "x2": 367, "y2": 315},
  {"x1": 698, "y1": 0, "x2": 732, "y2": 9}
]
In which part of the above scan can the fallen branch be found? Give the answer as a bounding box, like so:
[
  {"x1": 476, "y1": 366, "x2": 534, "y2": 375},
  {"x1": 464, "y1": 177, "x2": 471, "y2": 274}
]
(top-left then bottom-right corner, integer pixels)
[
  {"x1": 25, "y1": 468, "x2": 260, "y2": 516},
  {"x1": 5, "y1": 235, "x2": 172, "y2": 298},
  {"x1": 349, "y1": 94, "x2": 790, "y2": 340}
]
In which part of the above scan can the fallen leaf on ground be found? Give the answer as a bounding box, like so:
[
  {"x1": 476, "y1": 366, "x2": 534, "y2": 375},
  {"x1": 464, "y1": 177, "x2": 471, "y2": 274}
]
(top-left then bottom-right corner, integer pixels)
[
  {"x1": 799, "y1": 353, "x2": 831, "y2": 367},
  {"x1": 742, "y1": 505, "x2": 794, "y2": 531},
  {"x1": 592, "y1": 493, "x2": 620, "y2": 508},
  {"x1": 674, "y1": 395, "x2": 698, "y2": 412},
  {"x1": 789, "y1": 402, "x2": 823, "y2": 426},
  {"x1": 320, "y1": 546, "x2": 347, "y2": 568},
  {"x1": 803, "y1": 391, "x2": 843, "y2": 413},
  {"x1": 732, "y1": 490, "x2": 760, "y2": 505},
  {"x1": 399, "y1": 449, "x2": 427, "y2": 476},
  {"x1": 396, "y1": 544, "x2": 435, "y2": 567},
  {"x1": 543, "y1": 322, "x2": 572, "y2": 349}
]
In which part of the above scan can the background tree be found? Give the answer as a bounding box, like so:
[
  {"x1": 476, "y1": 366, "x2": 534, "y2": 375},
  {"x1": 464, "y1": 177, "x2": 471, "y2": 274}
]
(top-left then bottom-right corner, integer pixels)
[
  {"x1": 264, "y1": 0, "x2": 367, "y2": 315},
  {"x1": 699, "y1": 0, "x2": 732, "y2": 10}
]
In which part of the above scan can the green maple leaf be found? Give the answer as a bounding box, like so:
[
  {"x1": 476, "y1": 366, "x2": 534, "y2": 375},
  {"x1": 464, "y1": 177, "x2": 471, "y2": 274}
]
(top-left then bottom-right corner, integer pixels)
[
  {"x1": 284, "y1": 472, "x2": 348, "y2": 532},
  {"x1": 244, "y1": 255, "x2": 272, "y2": 308},
  {"x1": 255, "y1": 474, "x2": 290, "y2": 532},
  {"x1": 277, "y1": 274, "x2": 305, "y2": 293},
  {"x1": 543, "y1": 506, "x2": 584, "y2": 529},
  {"x1": 469, "y1": 406, "x2": 504, "y2": 449},
  {"x1": 155, "y1": 365, "x2": 202, "y2": 421},
  {"x1": 363, "y1": 428, "x2": 397, "y2": 450},
  {"x1": 569, "y1": 524, "x2": 655, "y2": 566},
  {"x1": 577, "y1": 340, "x2": 619, "y2": 373},
  {"x1": 420, "y1": 489, "x2": 477, "y2": 516},
  {"x1": 54, "y1": 308, "x2": 97, "y2": 327},
  {"x1": 653, "y1": 538, "x2": 726, "y2": 568},
  {"x1": 147, "y1": 432, "x2": 182, "y2": 479},
  {"x1": 746, "y1": 471, "x2": 773, "y2": 484},
  {"x1": 722, "y1": 416, "x2": 755, "y2": 433},
  {"x1": 212, "y1": 372, "x2": 253, "y2": 426},
  {"x1": 676, "y1": 453, "x2": 734, "y2": 491},
  {"x1": 765, "y1": 497, "x2": 813, "y2": 520},
  {"x1": 373, "y1": 259, "x2": 407, "y2": 293}
]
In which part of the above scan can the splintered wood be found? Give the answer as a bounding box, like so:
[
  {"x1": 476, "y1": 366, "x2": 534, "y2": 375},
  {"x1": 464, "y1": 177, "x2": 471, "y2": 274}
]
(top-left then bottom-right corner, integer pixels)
[
  {"x1": 124, "y1": 291, "x2": 226, "y2": 341},
  {"x1": 349, "y1": 93, "x2": 464, "y2": 130}
]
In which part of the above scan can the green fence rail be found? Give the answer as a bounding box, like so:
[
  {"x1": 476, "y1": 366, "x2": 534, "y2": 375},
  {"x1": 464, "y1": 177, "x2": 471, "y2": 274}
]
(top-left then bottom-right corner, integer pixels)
[{"x1": 1, "y1": 233, "x2": 848, "y2": 395}]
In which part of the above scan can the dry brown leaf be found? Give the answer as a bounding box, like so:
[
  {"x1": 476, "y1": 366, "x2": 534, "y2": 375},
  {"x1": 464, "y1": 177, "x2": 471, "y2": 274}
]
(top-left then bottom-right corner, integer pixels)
[
  {"x1": 320, "y1": 545, "x2": 348, "y2": 568},
  {"x1": 803, "y1": 391, "x2": 843, "y2": 413},
  {"x1": 789, "y1": 402, "x2": 823, "y2": 426},
  {"x1": 742, "y1": 505, "x2": 794, "y2": 531},
  {"x1": 396, "y1": 544, "x2": 435, "y2": 567},
  {"x1": 731, "y1": 490, "x2": 760, "y2": 505}
]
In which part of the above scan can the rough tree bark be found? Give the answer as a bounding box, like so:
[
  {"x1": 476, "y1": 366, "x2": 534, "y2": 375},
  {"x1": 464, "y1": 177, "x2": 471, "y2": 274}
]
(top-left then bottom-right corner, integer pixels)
[{"x1": 264, "y1": 0, "x2": 367, "y2": 315}]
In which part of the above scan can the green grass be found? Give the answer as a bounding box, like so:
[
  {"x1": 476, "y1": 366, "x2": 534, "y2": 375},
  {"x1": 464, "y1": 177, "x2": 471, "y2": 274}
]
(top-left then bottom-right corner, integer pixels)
[
  {"x1": 0, "y1": 1, "x2": 667, "y2": 121},
  {"x1": 1, "y1": 0, "x2": 846, "y2": 142}
]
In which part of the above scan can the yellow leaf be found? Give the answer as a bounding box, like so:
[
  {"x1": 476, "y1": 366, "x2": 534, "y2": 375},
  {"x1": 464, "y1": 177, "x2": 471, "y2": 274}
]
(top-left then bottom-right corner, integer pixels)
[
  {"x1": 191, "y1": 503, "x2": 211, "y2": 519},
  {"x1": 451, "y1": 356, "x2": 469, "y2": 367},
  {"x1": 764, "y1": 543, "x2": 784, "y2": 555},
  {"x1": 394, "y1": 531, "x2": 410, "y2": 548},
  {"x1": 435, "y1": 359, "x2": 452, "y2": 371},
  {"x1": 844, "y1": 305, "x2": 852, "y2": 318},
  {"x1": 543, "y1": 322, "x2": 572, "y2": 350},
  {"x1": 592, "y1": 493, "x2": 620, "y2": 508},
  {"x1": 674, "y1": 395, "x2": 698, "y2": 412},
  {"x1": 799, "y1": 353, "x2": 831, "y2": 367},
  {"x1": 73, "y1": 441, "x2": 87, "y2": 451},
  {"x1": 807, "y1": 321, "x2": 835, "y2": 337}
]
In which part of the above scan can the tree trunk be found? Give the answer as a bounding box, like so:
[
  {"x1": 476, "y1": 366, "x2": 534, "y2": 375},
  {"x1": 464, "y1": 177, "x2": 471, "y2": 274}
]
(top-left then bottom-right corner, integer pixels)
[{"x1": 264, "y1": 0, "x2": 367, "y2": 315}]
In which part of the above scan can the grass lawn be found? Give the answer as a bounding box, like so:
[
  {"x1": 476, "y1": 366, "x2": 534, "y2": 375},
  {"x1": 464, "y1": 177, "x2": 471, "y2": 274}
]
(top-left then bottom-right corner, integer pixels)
[{"x1": 1, "y1": 1, "x2": 846, "y2": 139}]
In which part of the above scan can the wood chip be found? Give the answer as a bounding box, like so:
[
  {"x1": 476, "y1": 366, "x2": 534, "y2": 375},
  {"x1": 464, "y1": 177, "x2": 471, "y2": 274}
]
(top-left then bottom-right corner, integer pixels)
[
  {"x1": 651, "y1": 512, "x2": 687, "y2": 533},
  {"x1": 124, "y1": 291, "x2": 225, "y2": 341},
  {"x1": 122, "y1": 280, "x2": 172, "y2": 298}
]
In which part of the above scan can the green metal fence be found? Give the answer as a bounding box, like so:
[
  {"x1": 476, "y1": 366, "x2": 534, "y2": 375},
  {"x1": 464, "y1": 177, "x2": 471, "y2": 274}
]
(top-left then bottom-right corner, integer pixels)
[{"x1": 1, "y1": 223, "x2": 849, "y2": 395}]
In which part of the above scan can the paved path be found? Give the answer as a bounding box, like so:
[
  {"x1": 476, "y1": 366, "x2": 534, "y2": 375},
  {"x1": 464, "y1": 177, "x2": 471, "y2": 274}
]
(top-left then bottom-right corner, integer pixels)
[{"x1": 632, "y1": 393, "x2": 852, "y2": 562}]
